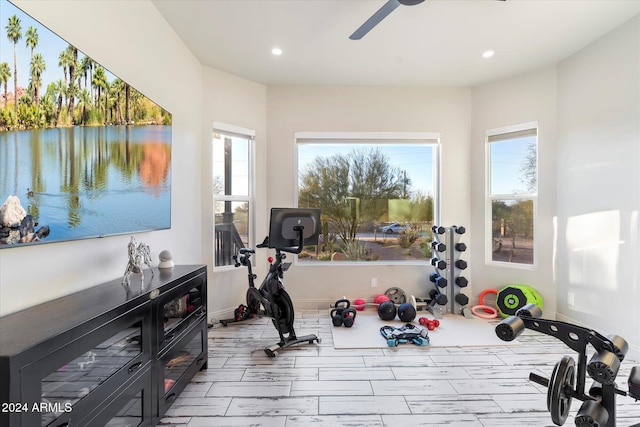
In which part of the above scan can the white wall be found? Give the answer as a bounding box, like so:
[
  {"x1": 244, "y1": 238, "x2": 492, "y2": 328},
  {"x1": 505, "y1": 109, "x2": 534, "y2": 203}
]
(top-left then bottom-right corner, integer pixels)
[
  {"x1": 0, "y1": 0, "x2": 204, "y2": 316},
  {"x1": 200, "y1": 68, "x2": 268, "y2": 320},
  {"x1": 470, "y1": 66, "x2": 558, "y2": 316},
  {"x1": 555, "y1": 15, "x2": 640, "y2": 356},
  {"x1": 265, "y1": 86, "x2": 472, "y2": 307}
]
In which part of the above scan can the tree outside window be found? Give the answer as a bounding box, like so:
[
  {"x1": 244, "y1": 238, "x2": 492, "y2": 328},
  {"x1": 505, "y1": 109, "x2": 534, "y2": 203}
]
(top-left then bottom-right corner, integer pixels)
[
  {"x1": 487, "y1": 124, "x2": 537, "y2": 265},
  {"x1": 296, "y1": 136, "x2": 438, "y2": 262}
]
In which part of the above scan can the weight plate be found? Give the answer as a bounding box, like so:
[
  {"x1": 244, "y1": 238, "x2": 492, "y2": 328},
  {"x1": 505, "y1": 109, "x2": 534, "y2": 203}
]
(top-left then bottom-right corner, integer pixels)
[
  {"x1": 504, "y1": 293, "x2": 520, "y2": 309},
  {"x1": 385, "y1": 287, "x2": 407, "y2": 304},
  {"x1": 497, "y1": 285, "x2": 544, "y2": 318},
  {"x1": 547, "y1": 356, "x2": 575, "y2": 426}
]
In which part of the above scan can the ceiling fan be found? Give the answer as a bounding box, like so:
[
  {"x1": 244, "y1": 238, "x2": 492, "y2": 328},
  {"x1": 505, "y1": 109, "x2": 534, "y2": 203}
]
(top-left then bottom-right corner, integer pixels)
[
  {"x1": 349, "y1": 0, "x2": 506, "y2": 40},
  {"x1": 349, "y1": 0, "x2": 425, "y2": 40}
]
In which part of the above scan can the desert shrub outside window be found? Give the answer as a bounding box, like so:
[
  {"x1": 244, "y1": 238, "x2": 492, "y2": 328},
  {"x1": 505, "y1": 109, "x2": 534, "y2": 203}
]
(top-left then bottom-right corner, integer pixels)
[
  {"x1": 295, "y1": 132, "x2": 439, "y2": 263},
  {"x1": 213, "y1": 123, "x2": 253, "y2": 268},
  {"x1": 486, "y1": 123, "x2": 537, "y2": 266}
]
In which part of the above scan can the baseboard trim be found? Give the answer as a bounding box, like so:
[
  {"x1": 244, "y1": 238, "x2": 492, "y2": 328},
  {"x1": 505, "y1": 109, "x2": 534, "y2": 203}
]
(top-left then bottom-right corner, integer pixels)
[{"x1": 556, "y1": 313, "x2": 640, "y2": 363}]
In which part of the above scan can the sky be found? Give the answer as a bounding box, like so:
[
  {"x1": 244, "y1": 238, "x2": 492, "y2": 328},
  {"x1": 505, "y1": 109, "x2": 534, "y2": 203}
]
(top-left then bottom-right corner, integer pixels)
[
  {"x1": 0, "y1": 0, "x2": 116, "y2": 96},
  {"x1": 490, "y1": 135, "x2": 536, "y2": 195}
]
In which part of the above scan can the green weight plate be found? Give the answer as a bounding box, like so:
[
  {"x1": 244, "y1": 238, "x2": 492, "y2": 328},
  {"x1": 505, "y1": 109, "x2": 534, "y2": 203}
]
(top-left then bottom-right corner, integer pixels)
[
  {"x1": 497, "y1": 285, "x2": 544, "y2": 318},
  {"x1": 504, "y1": 293, "x2": 520, "y2": 309}
]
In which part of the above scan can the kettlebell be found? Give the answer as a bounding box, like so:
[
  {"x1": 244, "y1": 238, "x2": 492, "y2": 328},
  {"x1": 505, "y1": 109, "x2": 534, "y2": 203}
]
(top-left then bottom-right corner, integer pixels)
[
  {"x1": 331, "y1": 299, "x2": 351, "y2": 327},
  {"x1": 341, "y1": 307, "x2": 357, "y2": 327}
]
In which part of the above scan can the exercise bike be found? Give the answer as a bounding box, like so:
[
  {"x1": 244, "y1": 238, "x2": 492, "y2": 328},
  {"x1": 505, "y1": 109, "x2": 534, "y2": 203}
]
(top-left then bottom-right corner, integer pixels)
[
  {"x1": 222, "y1": 208, "x2": 322, "y2": 358},
  {"x1": 496, "y1": 304, "x2": 640, "y2": 427}
]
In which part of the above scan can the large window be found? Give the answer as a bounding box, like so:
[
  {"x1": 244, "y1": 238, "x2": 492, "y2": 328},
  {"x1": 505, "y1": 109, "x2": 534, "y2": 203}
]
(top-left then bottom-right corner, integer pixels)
[
  {"x1": 213, "y1": 123, "x2": 254, "y2": 268},
  {"x1": 486, "y1": 123, "x2": 537, "y2": 266},
  {"x1": 296, "y1": 132, "x2": 439, "y2": 263}
]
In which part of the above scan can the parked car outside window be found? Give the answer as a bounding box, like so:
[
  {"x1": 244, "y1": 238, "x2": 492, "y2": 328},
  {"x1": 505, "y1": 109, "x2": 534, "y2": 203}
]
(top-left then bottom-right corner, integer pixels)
[{"x1": 380, "y1": 222, "x2": 408, "y2": 234}]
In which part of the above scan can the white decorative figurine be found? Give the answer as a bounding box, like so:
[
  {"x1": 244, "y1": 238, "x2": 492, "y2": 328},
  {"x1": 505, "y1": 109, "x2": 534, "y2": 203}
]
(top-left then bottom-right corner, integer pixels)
[
  {"x1": 158, "y1": 249, "x2": 174, "y2": 269},
  {"x1": 123, "y1": 236, "x2": 154, "y2": 288}
]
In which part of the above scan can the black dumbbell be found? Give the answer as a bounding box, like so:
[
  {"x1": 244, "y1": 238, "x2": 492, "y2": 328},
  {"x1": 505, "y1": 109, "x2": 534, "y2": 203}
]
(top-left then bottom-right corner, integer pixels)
[
  {"x1": 431, "y1": 225, "x2": 445, "y2": 235},
  {"x1": 429, "y1": 272, "x2": 447, "y2": 288},
  {"x1": 455, "y1": 242, "x2": 467, "y2": 252},
  {"x1": 455, "y1": 293, "x2": 469, "y2": 306},
  {"x1": 454, "y1": 259, "x2": 467, "y2": 270},
  {"x1": 435, "y1": 276, "x2": 447, "y2": 288},
  {"x1": 431, "y1": 257, "x2": 447, "y2": 270},
  {"x1": 455, "y1": 276, "x2": 468, "y2": 288},
  {"x1": 453, "y1": 226, "x2": 466, "y2": 235},
  {"x1": 431, "y1": 241, "x2": 446, "y2": 252},
  {"x1": 429, "y1": 289, "x2": 448, "y2": 306}
]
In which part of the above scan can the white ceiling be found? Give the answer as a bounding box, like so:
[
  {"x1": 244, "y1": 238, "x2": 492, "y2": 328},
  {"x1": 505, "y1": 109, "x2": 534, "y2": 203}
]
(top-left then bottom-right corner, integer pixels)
[{"x1": 152, "y1": 0, "x2": 640, "y2": 87}]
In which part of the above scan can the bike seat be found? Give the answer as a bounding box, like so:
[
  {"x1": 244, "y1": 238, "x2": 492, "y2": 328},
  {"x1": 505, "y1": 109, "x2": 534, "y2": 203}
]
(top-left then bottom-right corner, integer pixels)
[
  {"x1": 629, "y1": 366, "x2": 640, "y2": 400},
  {"x1": 239, "y1": 248, "x2": 255, "y2": 255}
]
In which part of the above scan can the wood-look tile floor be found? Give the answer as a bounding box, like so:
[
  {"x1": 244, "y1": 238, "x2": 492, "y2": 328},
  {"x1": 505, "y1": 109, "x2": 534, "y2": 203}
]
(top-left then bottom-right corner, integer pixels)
[{"x1": 159, "y1": 311, "x2": 640, "y2": 427}]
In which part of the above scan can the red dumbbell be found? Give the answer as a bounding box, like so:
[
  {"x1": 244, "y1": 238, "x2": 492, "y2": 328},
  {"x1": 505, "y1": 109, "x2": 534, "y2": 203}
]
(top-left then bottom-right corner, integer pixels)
[{"x1": 418, "y1": 317, "x2": 440, "y2": 330}]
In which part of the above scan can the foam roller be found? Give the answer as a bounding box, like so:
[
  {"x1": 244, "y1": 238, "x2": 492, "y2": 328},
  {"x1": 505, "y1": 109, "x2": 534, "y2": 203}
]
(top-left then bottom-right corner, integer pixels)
[
  {"x1": 587, "y1": 350, "x2": 620, "y2": 386},
  {"x1": 575, "y1": 400, "x2": 609, "y2": 427},
  {"x1": 606, "y1": 334, "x2": 629, "y2": 361},
  {"x1": 495, "y1": 316, "x2": 525, "y2": 342},
  {"x1": 515, "y1": 303, "x2": 542, "y2": 318}
]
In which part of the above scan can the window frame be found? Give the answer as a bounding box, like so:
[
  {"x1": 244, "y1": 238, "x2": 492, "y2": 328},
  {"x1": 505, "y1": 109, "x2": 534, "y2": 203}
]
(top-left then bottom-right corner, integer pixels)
[
  {"x1": 212, "y1": 122, "x2": 255, "y2": 271},
  {"x1": 485, "y1": 121, "x2": 538, "y2": 269},
  {"x1": 294, "y1": 131, "x2": 441, "y2": 266}
]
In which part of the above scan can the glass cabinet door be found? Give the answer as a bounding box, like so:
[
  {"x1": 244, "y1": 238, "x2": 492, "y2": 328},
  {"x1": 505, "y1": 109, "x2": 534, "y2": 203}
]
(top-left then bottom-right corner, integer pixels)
[
  {"x1": 39, "y1": 321, "x2": 144, "y2": 426},
  {"x1": 162, "y1": 328, "x2": 204, "y2": 395},
  {"x1": 160, "y1": 280, "x2": 205, "y2": 348}
]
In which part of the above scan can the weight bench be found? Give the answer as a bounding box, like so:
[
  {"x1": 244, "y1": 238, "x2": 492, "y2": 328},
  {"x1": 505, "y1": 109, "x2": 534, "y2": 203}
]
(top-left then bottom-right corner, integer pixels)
[{"x1": 496, "y1": 303, "x2": 640, "y2": 427}]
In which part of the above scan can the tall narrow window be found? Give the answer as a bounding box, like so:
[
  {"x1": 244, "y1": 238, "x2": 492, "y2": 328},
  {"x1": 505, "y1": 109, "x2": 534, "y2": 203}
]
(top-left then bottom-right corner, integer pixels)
[
  {"x1": 296, "y1": 132, "x2": 439, "y2": 263},
  {"x1": 486, "y1": 123, "x2": 537, "y2": 266},
  {"x1": 213, "y1": 123, "x2": 253, "y2": 268}
]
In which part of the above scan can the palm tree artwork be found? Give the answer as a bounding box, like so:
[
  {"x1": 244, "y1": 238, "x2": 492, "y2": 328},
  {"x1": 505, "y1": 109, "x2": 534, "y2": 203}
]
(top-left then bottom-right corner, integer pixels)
[
  {"x1": 25, "y1": 25, "x2": 38, "y2": 103},
  {"x1": 0, "y1": 1, "x2": 173, "y2": 247},
  {"x1": 30, "y1": 53, "x2": 45, "y2": 106},
  {"x1": 2, "y1": 4, "x2": 170, "y2": 132},
  {"x1": 0, "y1": 61, "x2": 10, "y2": 106},
  {"x1": 5, "y1": 14, "x2": 21, "y2": 116}
]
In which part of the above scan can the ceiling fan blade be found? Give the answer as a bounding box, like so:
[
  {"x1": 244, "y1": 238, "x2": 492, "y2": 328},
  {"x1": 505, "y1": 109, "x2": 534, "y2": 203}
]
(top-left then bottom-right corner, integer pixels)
[{"x1": 349, "y1": 0, "x2": 401, "y2": 40}]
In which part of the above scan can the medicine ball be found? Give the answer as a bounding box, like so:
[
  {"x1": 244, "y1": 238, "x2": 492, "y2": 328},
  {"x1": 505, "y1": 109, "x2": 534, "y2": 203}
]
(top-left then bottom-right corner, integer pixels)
[
  {"x1": 397, "y1": 302, "x2": 416, "y2": 322},
  {"x1": 353, "y1": 298, "x2": 366, "y2": 311},
  {"x1": 374, "y1": 294, "x2": 390, "y2": 305},
  {"x1": 378, "y1": 301, "x2": 397, "y2": 321}
]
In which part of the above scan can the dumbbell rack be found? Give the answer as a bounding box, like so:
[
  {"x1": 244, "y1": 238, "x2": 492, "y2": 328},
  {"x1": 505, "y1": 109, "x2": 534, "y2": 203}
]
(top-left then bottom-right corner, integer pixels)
[{"x1": 428, "y1": 225, "x2": 472, "y2": 319}]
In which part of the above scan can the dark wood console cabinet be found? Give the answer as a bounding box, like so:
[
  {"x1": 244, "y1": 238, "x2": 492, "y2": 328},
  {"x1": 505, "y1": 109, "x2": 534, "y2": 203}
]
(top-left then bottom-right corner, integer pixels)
[{"x1": 0, "y1": 265, "x2": 207, "y2": 427}]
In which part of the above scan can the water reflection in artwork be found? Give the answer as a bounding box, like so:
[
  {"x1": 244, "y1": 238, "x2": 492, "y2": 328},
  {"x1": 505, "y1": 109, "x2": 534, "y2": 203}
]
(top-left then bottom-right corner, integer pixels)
[{"x1": 0, "y1": 125, "x2": 171, "y2": 246}]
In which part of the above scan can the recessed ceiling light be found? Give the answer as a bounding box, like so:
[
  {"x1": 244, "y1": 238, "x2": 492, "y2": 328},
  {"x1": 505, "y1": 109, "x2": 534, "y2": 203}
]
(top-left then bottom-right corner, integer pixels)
[
  {"x1": 271, "y1": 47, "x2": 283, "y2": 56},
  {"x1": 482, "y1": 50, "x2": 495, "y2": 58}
]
